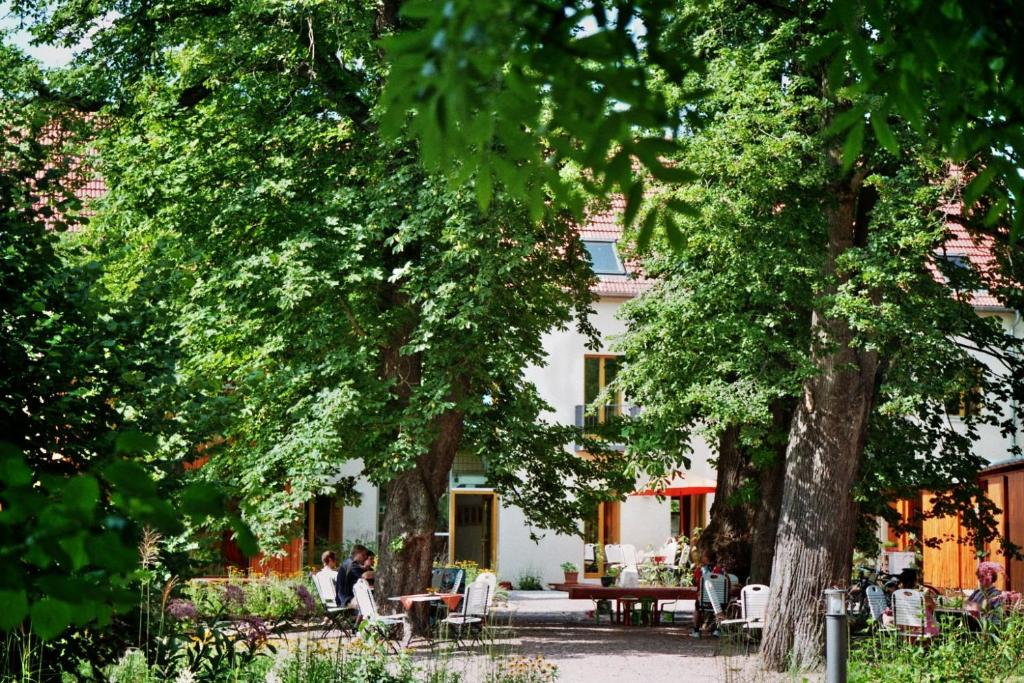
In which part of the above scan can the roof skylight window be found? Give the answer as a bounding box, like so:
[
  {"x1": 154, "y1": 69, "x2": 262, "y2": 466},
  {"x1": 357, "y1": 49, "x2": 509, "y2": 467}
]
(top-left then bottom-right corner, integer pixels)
[{"x1": 583, "y1": 240, "x2": 626, "y2": 275}]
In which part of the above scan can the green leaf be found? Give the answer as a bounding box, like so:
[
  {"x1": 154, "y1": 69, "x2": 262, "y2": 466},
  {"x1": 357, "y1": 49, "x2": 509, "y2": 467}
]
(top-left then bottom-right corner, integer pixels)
[
  {"x1": 113, "y1": 431, "x2": 157, "y2": 455},
  {"x1": 0, "y1": 453, "x2": 33, "y2": 487},
  {"x1": 475, "y1": 169, "x2": 493, "y2": 211},
  {"x1": 622, "y1": 180, "x2": 644, "y2": 228},
  {"x1": 842, "y1": 121, "x2": 865, "y2": 169},
  {"x1": 870, "y1": 112, "x2": 899, "y2": 156},
  {"x1": 825, "y1": 105, "x2": 866, "y2": 137},
  {"x1": 637, "y1": 209, "x2": 659, "y2": 253},
  {"x1": 59, "y1": 533, "x2": 89, "y2": 571},
  {"x1": 229, "y1": 517, "x2": 259, "y2": 557},
  {"x1": 30, "y1": 599, "x2": 72, "y2": 640},
  {"x1": 963, "y1": 166, "x2": 997, "y2": 209},
  {"x1": 0, "y1": 591, "x2": 28, "y2": 630},
  {"x1": 181, "y1": 482, "x2": 226, "y2": 519},
  {"x1": 63, "y1": 475, "x2": 100, "y2": 515}
]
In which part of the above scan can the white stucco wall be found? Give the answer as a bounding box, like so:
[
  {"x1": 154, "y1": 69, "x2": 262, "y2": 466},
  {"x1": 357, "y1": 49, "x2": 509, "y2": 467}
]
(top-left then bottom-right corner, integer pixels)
[
  {"x1": 496, "y1": 502, "x2": 584, "y2": 586},
  {"x1": 947, "y1": 311, "x2": 1023, "y2": 465},
  {"x1": 338, "y1": 459, "x2": 378, "y2": 546}
]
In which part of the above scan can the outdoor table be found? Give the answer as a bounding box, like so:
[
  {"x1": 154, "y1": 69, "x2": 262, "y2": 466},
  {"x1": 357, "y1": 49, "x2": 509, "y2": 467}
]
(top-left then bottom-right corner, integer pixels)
[
  {"x1": 549, "y1": 583, "x2": 733, "y2": 626},
  {"x1": 388, "y1": 593, "x2": 463, "y2": 612}
]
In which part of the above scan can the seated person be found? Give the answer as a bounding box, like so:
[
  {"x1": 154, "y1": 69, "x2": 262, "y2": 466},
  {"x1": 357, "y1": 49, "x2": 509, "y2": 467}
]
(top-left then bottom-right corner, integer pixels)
[
  {"x1": 966, "y1": 561, "x2": 1005, "y2": 629},
  {"x1": 363, "y1": 551, "x2": 376, "y2": 586},
  {"x1": 316, "y1": 550, "x2": 339, "y2": 587},
  {"x1": 335, "y1": 544, "x2": 369, "y2": 608},
  {"x1": 691, "y1": 550, "x2": 724, "y2": 638},
  {"x1": 895, "y1": 568, "x2": 939, "y2": 635}
]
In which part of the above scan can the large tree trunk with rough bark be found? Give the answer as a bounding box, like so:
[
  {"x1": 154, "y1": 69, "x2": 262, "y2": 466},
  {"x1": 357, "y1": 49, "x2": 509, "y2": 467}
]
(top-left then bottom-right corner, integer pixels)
[
  {"x1": 748, "y1": 401, "x2": 790, "y2": 584},
  {"x1": 760, "y1": 180, "x2": 879, "y2": 672},
  {"x1": 701, "y1": 426, "x2": 756, "y2": 580},
  {"x1": 375, "y1": 410, "x2": 464, "y2": 633}
]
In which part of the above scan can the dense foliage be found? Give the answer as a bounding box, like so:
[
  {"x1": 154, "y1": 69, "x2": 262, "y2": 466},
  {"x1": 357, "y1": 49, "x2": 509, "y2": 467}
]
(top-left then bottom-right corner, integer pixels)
[
  {"x1": 382, "y1": 0, "x2": 1024, "y2": 241},
  {"x1": 6, "y1": 1, "x2": 634, "y2": 608}
]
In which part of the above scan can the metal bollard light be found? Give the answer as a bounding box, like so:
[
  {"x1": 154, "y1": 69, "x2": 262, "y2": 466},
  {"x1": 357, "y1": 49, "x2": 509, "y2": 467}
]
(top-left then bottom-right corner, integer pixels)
[{"x1": 824, "y1": 588, "x2": 848, "y2": 683}]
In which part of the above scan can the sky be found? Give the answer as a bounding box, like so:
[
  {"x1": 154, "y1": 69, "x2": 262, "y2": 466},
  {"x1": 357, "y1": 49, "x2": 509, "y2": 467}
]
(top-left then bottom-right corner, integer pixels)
[{"x1": 1, "y1": 2, "x2": 75, "y2": 68}]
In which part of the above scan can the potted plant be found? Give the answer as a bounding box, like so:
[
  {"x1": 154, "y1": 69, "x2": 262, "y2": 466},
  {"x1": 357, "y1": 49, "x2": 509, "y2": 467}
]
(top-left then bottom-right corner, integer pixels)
[
  {"x1": 601, "y1": 565, "x2": 621, "y2": 587},
  {"x1": 560, "y1": 562, "x2": 580, "y2": 584}
]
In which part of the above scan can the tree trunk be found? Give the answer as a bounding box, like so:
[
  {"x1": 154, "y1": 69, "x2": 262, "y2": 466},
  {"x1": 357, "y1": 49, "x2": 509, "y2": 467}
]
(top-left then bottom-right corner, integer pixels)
[
  {"x1": 375, "y1": 409, "x2": 464, "y2": 634},
  {"x1": 748, "y1": 400, "x2": 791, "y2": 584},
  {"x1": 760, "y1": 183, "x2": 879, "y2": 671},
  {"x1": 701, "y1": 426, "x2": 755, "y2": 580}
]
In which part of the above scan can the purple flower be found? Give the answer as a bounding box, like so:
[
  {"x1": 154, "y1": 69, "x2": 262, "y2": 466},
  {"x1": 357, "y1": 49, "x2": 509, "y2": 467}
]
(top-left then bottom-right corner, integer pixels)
[
  {"x1": 167, "y1": 599, "x2": 199, "y2": 621},
  {"x1": 236, "y1": 616, "x2": 270, "y2": 648},
  {"x1": 223, "y1": 584, "x2": 246, "y2": 607},
  {"x1": 295, "y1": 585, "x2": 316, "y2": 616}
]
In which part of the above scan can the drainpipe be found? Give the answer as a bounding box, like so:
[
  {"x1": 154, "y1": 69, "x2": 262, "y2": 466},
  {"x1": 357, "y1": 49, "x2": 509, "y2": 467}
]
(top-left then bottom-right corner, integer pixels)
[{"x1": 1013, "y1": 310, "x2": 1022, "y2": 458}]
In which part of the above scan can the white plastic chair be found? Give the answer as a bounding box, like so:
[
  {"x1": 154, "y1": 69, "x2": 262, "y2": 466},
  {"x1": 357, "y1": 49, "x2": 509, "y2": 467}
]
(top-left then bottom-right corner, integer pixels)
[
  {"x1": 677, "y1": 544, "x2": 692, "y2": 568},
  {"x1": 865, "y1": 584, "x2": 888, "y2": 623},
  {"x1": 353, "y1": 579, "x2": 406, "y2": 651},
  {"x1": 893, "y1": 589, "x2": 932, "y2": 639},
  {"x1": 310, "y1": 571, "x2": 355, "y2": 638},
  {"x1": 476, "y1": 571, "x2": 498, "y2": 609},
  {"x1": 717, "y1": 583, "x2": 768, "y2": 651},
  {"x1": 440, "y1": 580, "x2": 490, "y2": 647},
  {"x1": 659, "y1": 541, "x2": 678, "y2": 565},
  {"x1": 619, "y1": 544, "x2": 640, "y2": 568},
  {"x1": 739, "y1": 584, "x2": 769, "y2": 629},
  {"x1": 698, "y1": 573, "x2": 730, "y2": 629},
  {"x1": 584, "y1": 544, "x2": 595, "y2": 563},
  {"x1": 604, "y1": 544, "x2": 623, "y2": 565}
]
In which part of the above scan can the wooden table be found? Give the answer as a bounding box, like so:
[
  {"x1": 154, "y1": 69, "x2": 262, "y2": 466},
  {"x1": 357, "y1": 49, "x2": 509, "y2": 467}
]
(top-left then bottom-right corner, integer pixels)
[{"x1": 549, "y1": 583, "x2": 706, "y2": 625}]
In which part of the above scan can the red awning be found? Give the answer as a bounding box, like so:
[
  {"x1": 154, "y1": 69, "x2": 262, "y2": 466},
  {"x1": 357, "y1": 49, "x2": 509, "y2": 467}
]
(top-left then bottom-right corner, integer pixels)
[{"x1": 633, "y1": 474, "x2": 717, "y2": 497}]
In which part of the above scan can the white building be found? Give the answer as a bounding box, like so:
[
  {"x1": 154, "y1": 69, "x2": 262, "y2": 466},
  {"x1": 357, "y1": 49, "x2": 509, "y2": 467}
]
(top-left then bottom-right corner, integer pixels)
[{"x1": 299, "y1": 201, "x2": 719, "y2": 586}]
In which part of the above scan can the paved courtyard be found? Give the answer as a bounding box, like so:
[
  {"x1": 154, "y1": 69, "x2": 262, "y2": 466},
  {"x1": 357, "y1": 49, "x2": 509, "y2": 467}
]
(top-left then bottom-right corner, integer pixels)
[{"x1": 409, "y1": 591, "x2": 816, "y2": 683}]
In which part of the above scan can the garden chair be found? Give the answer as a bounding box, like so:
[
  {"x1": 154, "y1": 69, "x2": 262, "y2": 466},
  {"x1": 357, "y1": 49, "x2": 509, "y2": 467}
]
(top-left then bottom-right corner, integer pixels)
[
  {"x1": 604, "y1": 544, "x2": 623, "y2": 566},
  {"x1": 439, "y1": 579, "x2": 490, "y2": 648},
  {"x1": 429, "y1": 568, "x2": 465, "y2": 624},
  {"x1": 619, "y1": 544, "x2": 640, "y2": 568},
  {"x1": 353, "y1": 579, "x2": 407, "y2": 653},
  {"x1": 476, "y1": 572, "x2": 498, "y2": 613},
  {"x1": 431, "y1": 567, "x2": 465, "y2": 594},
  {"x1": 310, "y1": 571, "x2": 356, "y2": 639},
  {"x1": 719, "y1": 584, "x2": 770, "y2": 652},
  {"x1": 584, "y1": 544, "x2": 595, "y2": 564},
  {"x1": 865, "y1": 584, "x2": 888, "y2": 624},
  {"x1": 696, "y1": 572, "x2": 730, "y2": 635},
  {"x1": 893, "y1": 589, "x2": 934, "y2": 642}
]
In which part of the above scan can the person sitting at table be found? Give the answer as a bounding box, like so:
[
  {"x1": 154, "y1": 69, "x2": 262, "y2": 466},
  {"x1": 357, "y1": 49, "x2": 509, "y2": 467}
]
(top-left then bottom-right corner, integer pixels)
[
  {"x1": 363, "y1": 550, "x2": 376, "y2": 586},
  {"x1": 690, "y1": 550, "x2": 723, "y2": 638},
  {"x1": 335, "y1": 544, "x2": 369, "y2": 608},
  {"x1": 317, "y1": 550, "x2": 339, "y2": 584},
  {"x1": 966, "y1": 561, "x2": 1005, "y2": 629},
  {"x1": 895, "y1": 567, "x2": 939, "y2": 635}
]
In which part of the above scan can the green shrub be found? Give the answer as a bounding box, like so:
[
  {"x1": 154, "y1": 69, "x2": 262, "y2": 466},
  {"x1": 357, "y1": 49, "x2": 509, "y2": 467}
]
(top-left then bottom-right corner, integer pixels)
[
  {"x1": 849, "y1": 612, "x2": 1024, "y2": 682},
  {"x1": 516, "y1": 572, "x2": 543, "y2": 591}
]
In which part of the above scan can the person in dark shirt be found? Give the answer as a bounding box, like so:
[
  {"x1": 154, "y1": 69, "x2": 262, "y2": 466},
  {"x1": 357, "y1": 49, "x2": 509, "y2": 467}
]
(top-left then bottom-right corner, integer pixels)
[{"x1": 335, "y1": 544, "x2": 369, "y2": 608}]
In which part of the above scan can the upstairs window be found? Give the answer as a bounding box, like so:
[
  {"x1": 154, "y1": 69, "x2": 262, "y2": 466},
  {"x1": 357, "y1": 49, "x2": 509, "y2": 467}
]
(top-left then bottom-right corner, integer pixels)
[{"x1": 583, "y1": 240, "x2": 626, "y2": 275}]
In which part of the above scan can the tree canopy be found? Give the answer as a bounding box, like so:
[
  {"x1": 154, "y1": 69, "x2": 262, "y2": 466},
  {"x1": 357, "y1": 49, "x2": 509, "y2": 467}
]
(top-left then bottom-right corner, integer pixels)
[{"x1": 7, "y1": 1, "x2": 635, "y2": 609}]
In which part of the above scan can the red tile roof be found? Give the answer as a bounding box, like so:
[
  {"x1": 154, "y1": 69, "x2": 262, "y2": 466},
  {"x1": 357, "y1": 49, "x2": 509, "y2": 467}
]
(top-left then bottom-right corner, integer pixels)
[
  {"x1": 933, "y1": 205, "x2": 1010, "y2": 310},
  {"x1": 37, "y1": 122, "x2": 106, "y2": 231},
  {"x1": 579, "y1": 196, "x2": 653, "y2": 299}
]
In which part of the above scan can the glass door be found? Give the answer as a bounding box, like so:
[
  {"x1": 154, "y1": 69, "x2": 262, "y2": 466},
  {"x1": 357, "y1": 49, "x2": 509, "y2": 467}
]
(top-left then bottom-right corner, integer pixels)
[{"x1": 450, "y1": 491, "x2": 497, "y2": 570}]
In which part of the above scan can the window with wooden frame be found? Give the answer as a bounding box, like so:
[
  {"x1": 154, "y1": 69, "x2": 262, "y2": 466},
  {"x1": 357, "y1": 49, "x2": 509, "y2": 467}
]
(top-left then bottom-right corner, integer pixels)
[
  {"x1": 945, "y1": 385, "x2": 983, "y2": 418},
  {"x1": 583, "y1": 355, "x2": 624, "y2": 427}
]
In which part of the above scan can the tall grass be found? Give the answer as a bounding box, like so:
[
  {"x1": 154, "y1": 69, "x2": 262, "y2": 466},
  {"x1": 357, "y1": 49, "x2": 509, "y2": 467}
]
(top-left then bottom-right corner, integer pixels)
[{"x1": 849, "y1": 613, "x2": 1024, "y2": 682}]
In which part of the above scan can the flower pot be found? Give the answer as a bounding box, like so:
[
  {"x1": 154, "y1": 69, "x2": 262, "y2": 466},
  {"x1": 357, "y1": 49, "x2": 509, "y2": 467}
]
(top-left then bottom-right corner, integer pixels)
[
  {"x1": 498, "y1": 581, "x2": 513, "y2": 590},
  {"x1": 601, "y1": 576, "x2": 615, "y2": 587},
  {"x1": 563, "y1": 571, "x2": 579, "y2": 584}
]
